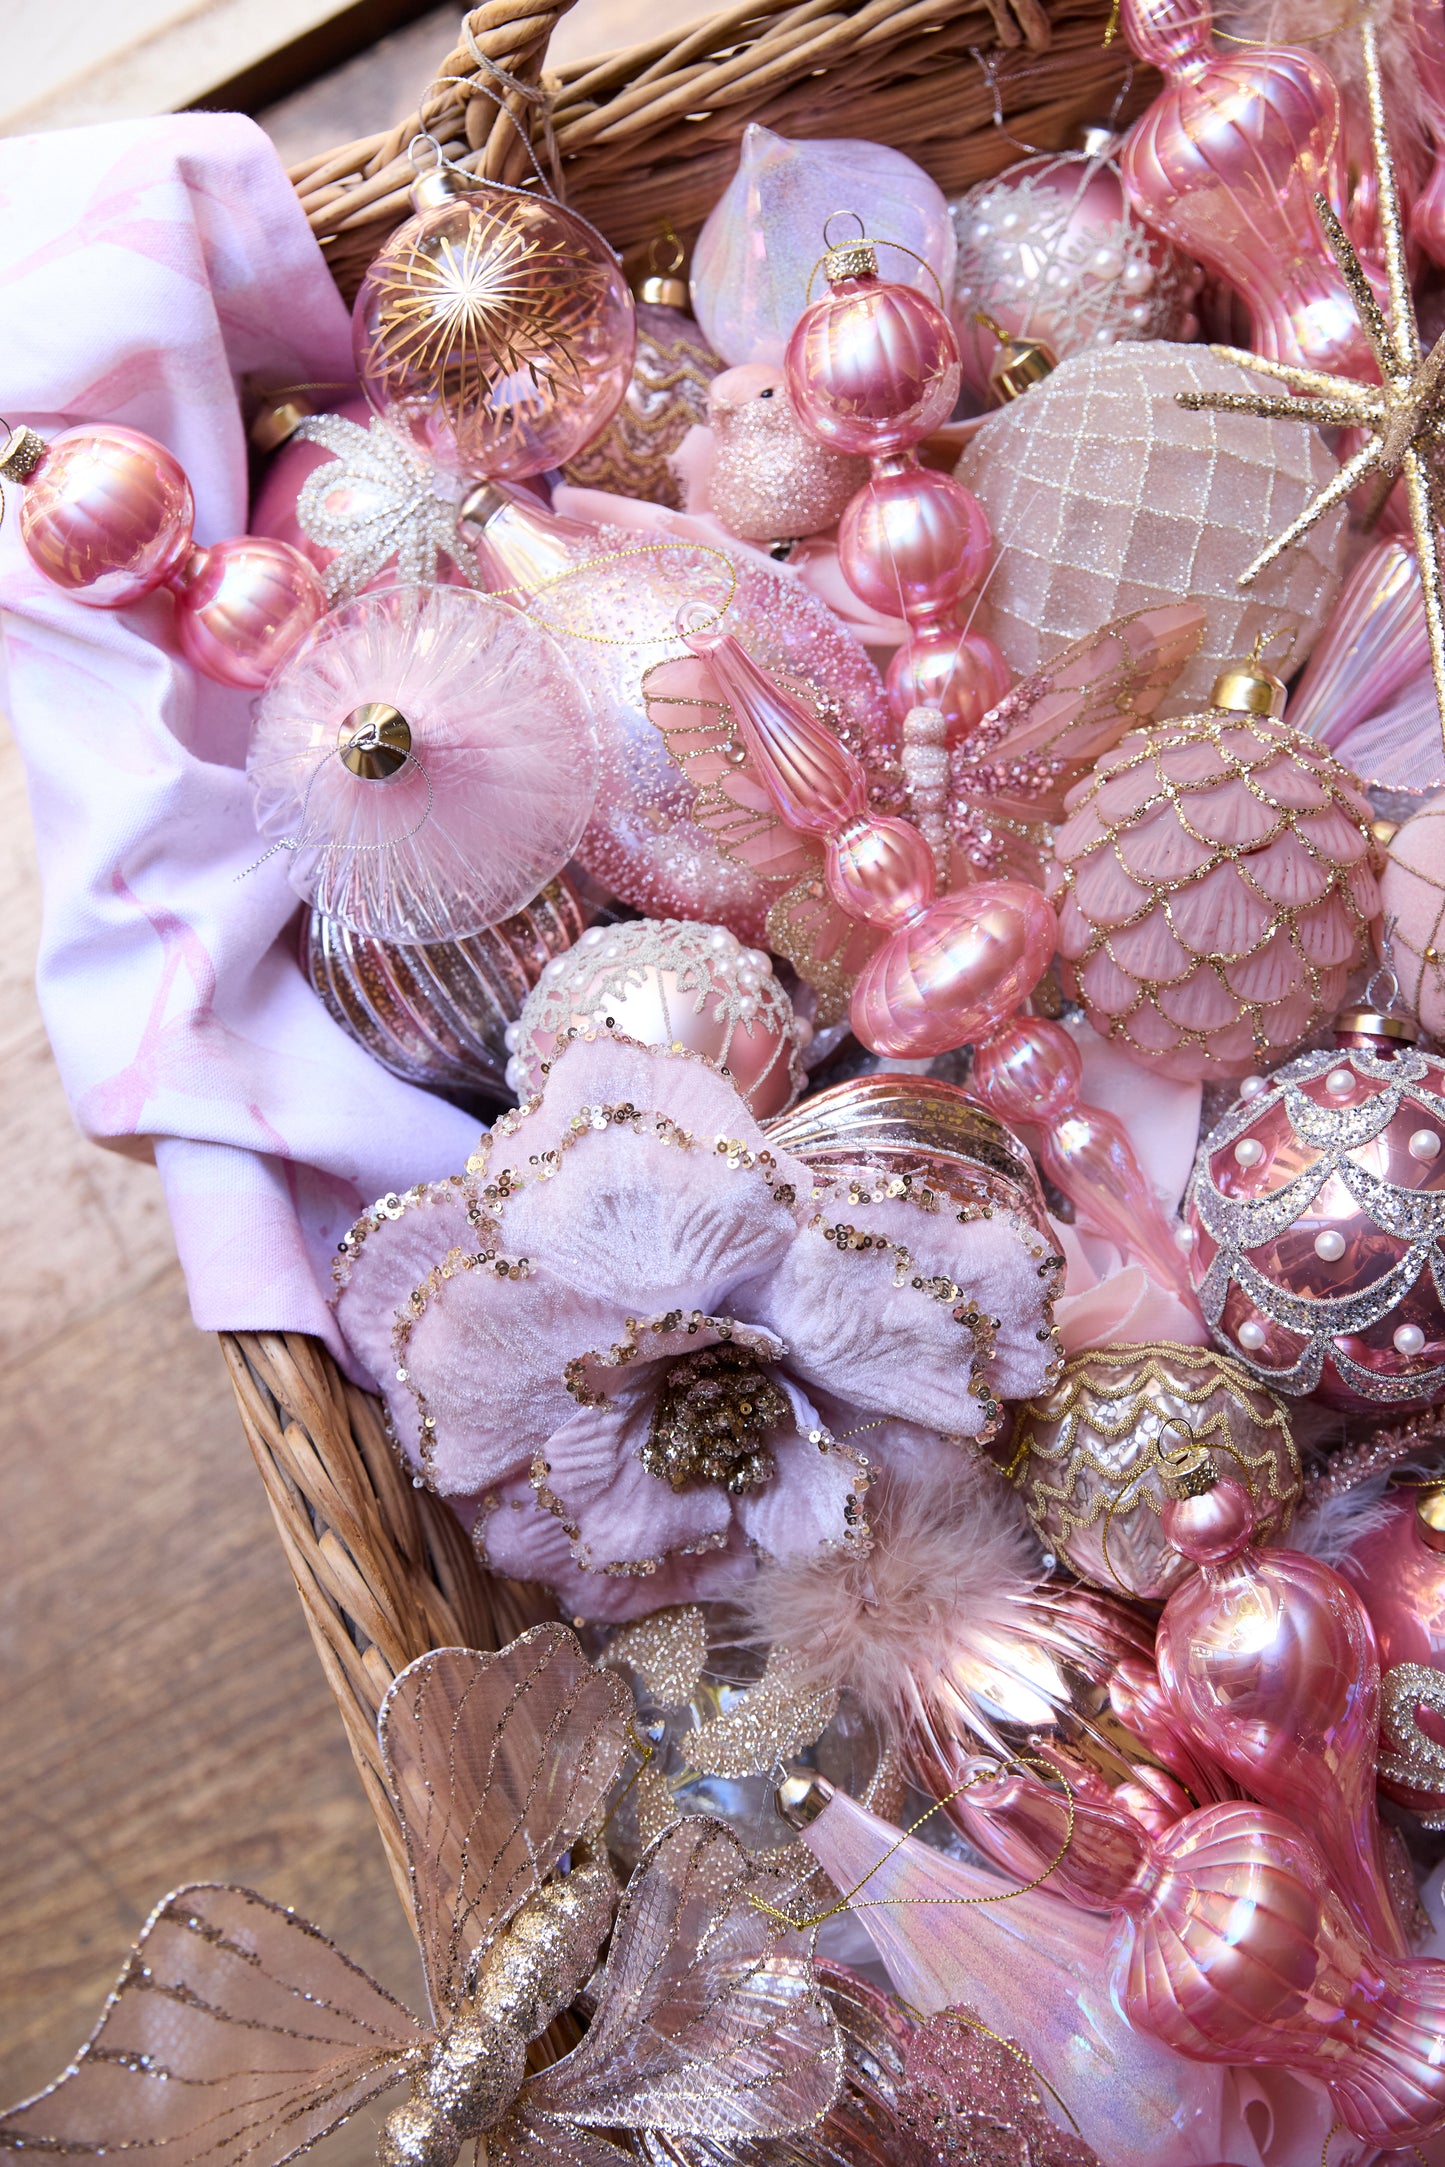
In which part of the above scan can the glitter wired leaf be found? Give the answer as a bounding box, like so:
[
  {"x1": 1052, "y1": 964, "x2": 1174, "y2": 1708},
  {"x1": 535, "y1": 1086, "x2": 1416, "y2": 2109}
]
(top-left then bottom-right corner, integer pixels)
[{"x1": 0, "y1": 1626, "x2": 842, "y2": 2167}]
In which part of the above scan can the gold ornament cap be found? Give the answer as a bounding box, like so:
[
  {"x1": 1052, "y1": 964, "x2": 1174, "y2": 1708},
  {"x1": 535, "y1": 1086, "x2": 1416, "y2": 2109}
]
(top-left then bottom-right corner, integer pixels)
[
  {"x1": 0, "y1": 425, "x2": 46, "y2": 483},
  {"x1": 775, "y1": 1769, "x2": 833, "y2": 1827},
  {"x1": 1160, "y1": 1428, "x2": 1218, "y2": 1500},
  {"x1": 1210, "y1": 647, "x2": 1288, "y2": 717},
  {"x1": 249, "y1": 394, "x2": 313, "y2": 454},
  {"x1": 1334, "y1": 1006, "x2": 1418, "y2": 1045},
  {"x1": 409, "y1": 162, "x2": 471, "y2": 213},
  {"x1": 1417, "y1": 1487, "x2": 1445, "y2": 1554},
  {"x1": 338, "y1": 703, "x2": 412, "y2": 779},
  {"x1": 825, "y1": 238, "x2": 879, "y2": 284},
  {"x1": 638, "y1": 272, "x2": 689, "y2": 308}
]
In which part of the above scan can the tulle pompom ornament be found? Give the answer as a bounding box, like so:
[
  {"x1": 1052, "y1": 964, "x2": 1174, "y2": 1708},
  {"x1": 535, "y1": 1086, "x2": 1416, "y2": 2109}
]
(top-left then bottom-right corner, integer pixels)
[
  {"x1": 352, "y1": 163, "x2": 635, "y2": 481},
  {"x1": 247, "y1": 584, "x2": 597, "y2": 944}
]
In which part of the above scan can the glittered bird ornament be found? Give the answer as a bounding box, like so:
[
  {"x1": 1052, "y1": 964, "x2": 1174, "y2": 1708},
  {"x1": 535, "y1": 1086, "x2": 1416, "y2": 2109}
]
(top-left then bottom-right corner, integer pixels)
[
  {"x1": 1175, "y1": 13, "x2": 1445, "y2": 751},
  {"x1": 0, "y1": 1629, "x2": 842, "y2": 2167}
]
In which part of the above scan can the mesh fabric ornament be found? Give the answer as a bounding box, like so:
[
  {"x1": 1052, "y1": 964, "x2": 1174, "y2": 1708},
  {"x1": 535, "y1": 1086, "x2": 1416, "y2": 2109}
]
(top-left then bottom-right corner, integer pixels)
[
  {"x1": 353, "y1": 169, "x2": 635, "y2": 482},
  {"x1": 950, "y1": 141, "x2": 1200, "y2": 405},
  {"x1": 955, "y1": 341, "x2": 1348, "y2": 705},
  {"x1": 1050, "y1": 648, "x2": 1379, "y2": 1080},
  {"x1": 248, "y1": 584, "x2": 598, "y2": 944}
]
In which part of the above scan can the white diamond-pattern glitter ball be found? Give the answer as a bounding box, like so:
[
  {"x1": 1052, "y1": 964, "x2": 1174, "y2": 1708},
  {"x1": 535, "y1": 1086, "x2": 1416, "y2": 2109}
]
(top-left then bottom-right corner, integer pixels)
[{"x1": 955, "y1": 341, "x2": 1347, "y2": 707}]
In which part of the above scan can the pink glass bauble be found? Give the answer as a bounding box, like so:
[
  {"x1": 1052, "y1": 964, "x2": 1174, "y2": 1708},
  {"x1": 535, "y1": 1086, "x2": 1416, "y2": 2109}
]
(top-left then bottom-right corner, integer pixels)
[
  {"x1": 1380, "y1": 794, "x2": 1445, "y2": 1041},
  {"x1": 884, "y1": 623, "x2": 1010, "y2": 744},
  {"x1": 504, "y1": 917, "x2": 804, "y2": 1117},
  {"x1": 1157, "y1": 1476, "x2": 1406, "y2": 1955},
  {"x1": 1338, "y1": 1487, "x2": 1445, "y2": 1823},
  {"x1": 1009, "y1": 1342, "x2": 1299, "y2": 1599},
  {"x1": 955, "y1": 342, "x2": 1348, "y2": 705},
  {"x1": 835, "y1": 465, "x2": 991, "y2": 621},
  {"x1": 248, "y1": 584, "x2": 598, "y2": 943},
  {"x1": 460, "y1": 483, "x2": 896, "y2": 943},
  {"x1": 170, "y1": 536, "x2": 326, "y2": 690},
  {"x1": 702, "y1": 364, "x2": 869, "y2": 545},
  {"x1": 785, "y1": 275, "x2": 961, "y2": 458},
  {"x1": 969, "y1": 1014, "x2": 1199, "y2": 1300},
  {"x1": 685, "y1": 628, "x2": 1054, "y2": 1056},
  {"x1": 353, "y1": 175, "x2": 635, "y2": 481},
  {"x1": 802, "y1": 1788, "x2": 1236, "y2": 2167},
  {"x1": 560, "y1": 285, "x2": 721, "y2": 510},
  {"x1": 690, "y1": 124, "x2": 955, "y2": 369},
  {"x1": 1185, "y1": 1012, "x2": 1445, "y2": 1409},
  {"x1": 1050, "y1": 658, "x2": 1379, "y2": 1080},
  {"x1": 950, "y1": 142, "x2": 1200, "y2": 404},
  {"x1": 849, "y1": 882, "x2": 1055, "y2": 1059},
  {"x1": 1410, "y1": 0, "x2": 1445, "y2": 268},
  {"x1": 1288, "y1": 536, "x2": 1428, "y2": 754},
  {"x1": 304, "y1": 874, "x2": 586, "y2": 1102},
  {"x1": 17, "y1": 424, "x2": 193, "y2": 605},
  {"x1": 1118, "y1": 0, "x2": 1380, "y2": 377}
]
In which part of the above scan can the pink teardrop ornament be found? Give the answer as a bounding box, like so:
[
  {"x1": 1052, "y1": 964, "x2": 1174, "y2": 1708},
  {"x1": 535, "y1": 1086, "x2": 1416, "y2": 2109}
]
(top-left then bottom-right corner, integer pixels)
[
  {"x1": 170, "y1": 536, "x2": 327, "y2": 689},
  {"x1": 18, "y1": 423, "x2": 193, "y2": 605},
  {"x1": 1156, "y1": 1478, "x2": 1408, "y2": 1957}
]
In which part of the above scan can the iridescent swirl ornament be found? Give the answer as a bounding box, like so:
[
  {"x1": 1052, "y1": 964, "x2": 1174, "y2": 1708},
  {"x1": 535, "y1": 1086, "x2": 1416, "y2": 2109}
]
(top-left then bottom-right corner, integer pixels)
[
  {"x1": 954, "y1": 341, "x2": 1348, "y2": 705},
  {"x1": 248, "y1": 583, "x2": 598, "y2": 944},
  {"x1": 353, "y1": 166, "x2": 635, "y2": 481},
  {"x1": 1007, "y1": 1342, "x2": 1300, "y2": 1598},
  {"x1": 950, "y1": 136, "x2": 1199, "y2": 406},
  {"x1": 0, "y1": 1629, "x2": 842, "y2": 2166},
  {"x1": 1184, "y1": 1006, "x2": 1445, "y2": 1409}
]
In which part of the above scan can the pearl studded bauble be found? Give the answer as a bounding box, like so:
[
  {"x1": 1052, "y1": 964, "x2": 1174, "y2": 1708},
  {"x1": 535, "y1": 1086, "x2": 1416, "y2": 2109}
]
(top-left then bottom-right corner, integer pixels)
[
  {"x1": 1184, "y1": 1013, "x2": 1445, "y2": 1408},
  {"x1": 504, "y1": 918, "x2": 806, "y2": 1117}
]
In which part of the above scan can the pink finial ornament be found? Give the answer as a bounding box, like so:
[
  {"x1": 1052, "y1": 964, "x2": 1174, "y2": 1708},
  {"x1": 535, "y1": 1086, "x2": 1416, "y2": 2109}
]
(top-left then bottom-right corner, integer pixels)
[
  {"x1": 784, "y1": 238, "x2": 1007, "y2": 743},
  {"x1": 1, "y1": 421, "x2": 325, "y2": 686},
  {"x1": 1118, "y1": 0, "x2": 1383, "y2": 377},
  {"x1": 684, "y1": 627, "x2": 1054, "y2": 1056},
  {"x1": 1157, "y1": 1474, "x2": 1408, "y2": 1956}
]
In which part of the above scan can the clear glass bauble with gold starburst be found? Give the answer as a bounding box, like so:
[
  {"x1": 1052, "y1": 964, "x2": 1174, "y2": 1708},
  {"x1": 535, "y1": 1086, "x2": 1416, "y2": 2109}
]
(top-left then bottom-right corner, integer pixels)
[{"x1": 352, "y1": 172, "x2": 636, "y2": 481}]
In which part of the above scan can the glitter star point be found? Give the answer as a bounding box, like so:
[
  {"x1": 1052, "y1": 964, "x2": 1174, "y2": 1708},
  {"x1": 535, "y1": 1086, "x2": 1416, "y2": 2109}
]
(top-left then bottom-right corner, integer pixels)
[{"x1": 1173, "y1": 15, "x2": 1445, "y2": 751}]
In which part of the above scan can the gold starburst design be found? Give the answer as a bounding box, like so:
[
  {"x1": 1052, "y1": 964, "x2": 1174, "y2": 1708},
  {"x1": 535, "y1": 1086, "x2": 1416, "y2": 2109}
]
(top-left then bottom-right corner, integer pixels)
[
  {"x1": 366, "y1": 198, "x2": 602, "y2": 449},
  {"x1": 1174, "y1": 14, "x2": 1445, "y2": 751}
]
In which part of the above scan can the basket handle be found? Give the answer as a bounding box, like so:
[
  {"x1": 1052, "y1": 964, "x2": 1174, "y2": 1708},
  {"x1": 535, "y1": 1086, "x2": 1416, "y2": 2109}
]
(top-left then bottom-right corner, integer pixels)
[{"x1": 399, "y1": 0, "x2": 577, "y2": 195}]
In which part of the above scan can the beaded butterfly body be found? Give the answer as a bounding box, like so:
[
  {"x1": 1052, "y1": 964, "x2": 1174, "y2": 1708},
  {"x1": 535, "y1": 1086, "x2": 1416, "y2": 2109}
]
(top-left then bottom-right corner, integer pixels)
[{"x1": 0, "y1": 1626, "x2": 842, "y2": 2167}]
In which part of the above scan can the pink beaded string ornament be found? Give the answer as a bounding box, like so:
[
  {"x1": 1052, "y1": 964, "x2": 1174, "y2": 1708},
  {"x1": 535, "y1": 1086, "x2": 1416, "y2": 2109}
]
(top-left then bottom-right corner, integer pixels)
[
  {"x1": 783, "y1": 217, "x2": 1010, "y2": 747},
  {"x1": 681, "y1": 624, "x2": 1055, "y2": 1059},
  {"x1": 0, "y1": 420, "x2": 325, "y2": 688},
  {"x1": 1117, "y1": 0, "x2": 1384, "y2": 378}
]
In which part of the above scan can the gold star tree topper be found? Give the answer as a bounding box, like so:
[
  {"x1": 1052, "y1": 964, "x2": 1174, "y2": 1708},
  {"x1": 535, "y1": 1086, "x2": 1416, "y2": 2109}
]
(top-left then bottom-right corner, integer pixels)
[{"x1": 1175, "y1": 14, "x2": 1445, "y2": 748}]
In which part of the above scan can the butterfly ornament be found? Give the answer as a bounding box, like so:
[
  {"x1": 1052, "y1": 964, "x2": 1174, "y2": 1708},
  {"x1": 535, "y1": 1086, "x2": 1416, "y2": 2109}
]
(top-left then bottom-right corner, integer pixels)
[{"x1": 0, "y1": 1626, "x2": 842, "y2": 2167}]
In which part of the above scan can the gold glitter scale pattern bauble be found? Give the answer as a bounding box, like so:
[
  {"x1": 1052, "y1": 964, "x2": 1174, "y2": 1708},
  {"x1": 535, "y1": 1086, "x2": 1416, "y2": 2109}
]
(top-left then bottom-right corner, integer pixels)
[
  {"x1": 1007, "y1": 1341, "x2": 1300, "y2": 1599},
  {"x1": 955, "y1": 340, "x2": 1347, "y2": 706},
  {"x1": 561, "y1": 298, "x2": 720, "y2": 510},
  {"x1": 353, "y1": 181, "x2": 635, "y2": 481}
]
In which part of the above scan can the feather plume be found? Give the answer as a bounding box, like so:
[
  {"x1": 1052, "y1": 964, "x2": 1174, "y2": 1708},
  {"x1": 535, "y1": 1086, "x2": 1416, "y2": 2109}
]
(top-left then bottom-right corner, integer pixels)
[
  {"x1": 1286, "y1": 1469, "x2": 1401, "y2": 1567},
  {"x1": 735, "y1": 1455, "x2": 1046, "y2": 1736}
]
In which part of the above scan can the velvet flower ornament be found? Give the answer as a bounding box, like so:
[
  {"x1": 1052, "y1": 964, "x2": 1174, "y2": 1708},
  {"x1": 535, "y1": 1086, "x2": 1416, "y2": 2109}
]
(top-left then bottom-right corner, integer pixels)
[{"x1": 335, "y1": 1034, "x2": 1062, "y2": 1620}]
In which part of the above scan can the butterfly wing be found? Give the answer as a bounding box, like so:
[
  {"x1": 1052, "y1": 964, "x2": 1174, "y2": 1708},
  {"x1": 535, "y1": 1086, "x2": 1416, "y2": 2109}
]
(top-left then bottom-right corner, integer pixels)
[
  {"x1": 378, "y1": 1628, "x2": 633, "y2": 2023},
  {"x1": 0, "y1": 1884, "x2": 422, "y2": 2167},
  {"x1": 951, "y1": 603, "x2": 1205, "y2": 825},
  {"x1": 643, "y1": 654, "x2": 823, "y2": 884},
  {"x1": 517, "y1": 1818, "x2": 842, "y2": 2144},
  {"x1": 488, "y1": 2117, "x2": 633, "y2": 2166}
]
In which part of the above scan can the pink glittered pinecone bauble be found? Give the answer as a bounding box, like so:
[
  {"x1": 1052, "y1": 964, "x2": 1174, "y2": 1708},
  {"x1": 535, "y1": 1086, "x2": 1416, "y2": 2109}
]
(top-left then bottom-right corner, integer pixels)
[{"x1": 1050, "y1": 657, "x2": 1379, "y2": 1080}]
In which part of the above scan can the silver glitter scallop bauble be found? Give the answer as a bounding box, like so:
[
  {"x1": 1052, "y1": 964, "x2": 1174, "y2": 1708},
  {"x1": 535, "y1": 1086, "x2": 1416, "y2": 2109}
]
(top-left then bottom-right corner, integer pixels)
[
  {"x1": 955, "y1": 341, "x2": 1348, "y2": 705},
  {"x1": 305, "y1": 877, "x2": 585, "y2": 1099}
]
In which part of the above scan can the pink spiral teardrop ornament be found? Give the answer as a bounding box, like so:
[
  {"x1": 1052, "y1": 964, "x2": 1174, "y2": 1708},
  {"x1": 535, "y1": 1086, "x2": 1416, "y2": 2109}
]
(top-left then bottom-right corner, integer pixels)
[
  {"x1": 1118, "y1": 0, "x2": 1382, "y2": 377},
  {"x1": 784, "y1": 237, "x2": 1006, "y2": 742},
  {"x1": 352, "y1": 169, "x2": 635, "y2": 481},
  {"x1": 1155, "y1": 1473, "x2": 1408, "y2": 1956},
  {"x1": 684, "y1": 627, "x2": 1053, "y2": 1055},
  {"x1": 0, "y1": 421, "x2": 325, "y2": 682},
  {"x1": 1287, "y1": 535, "x2": 1428, "y2": 752},
  {"x1": 958, "y1": 1760, "x2": 1445, "y2": 2148},
  {"x1": 1410, "y1": 0, "x2": 1445, "y2": 268},
  {"x1": 969, "y1": 1014, "x2": 1199, "y2": 1303}
]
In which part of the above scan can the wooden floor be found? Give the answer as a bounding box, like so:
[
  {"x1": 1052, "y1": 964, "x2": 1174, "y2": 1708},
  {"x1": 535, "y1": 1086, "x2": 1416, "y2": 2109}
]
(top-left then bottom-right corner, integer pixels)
[{"x1": 0, "y1": 0, "x2": 660, "y2": 2133}]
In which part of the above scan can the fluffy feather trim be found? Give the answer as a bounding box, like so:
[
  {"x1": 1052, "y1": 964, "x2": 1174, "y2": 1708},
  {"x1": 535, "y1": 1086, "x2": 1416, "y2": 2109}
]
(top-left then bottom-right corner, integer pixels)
[{"x1": 735, "y1": 1454, "x2": 1044, "y2": 1733}]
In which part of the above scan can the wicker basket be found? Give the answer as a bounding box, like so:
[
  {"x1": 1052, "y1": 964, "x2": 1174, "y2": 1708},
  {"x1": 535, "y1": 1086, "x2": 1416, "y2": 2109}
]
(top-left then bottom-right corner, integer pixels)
[{"x1": 235, "y1": 0, "x2": 1138, "y2": 1896}]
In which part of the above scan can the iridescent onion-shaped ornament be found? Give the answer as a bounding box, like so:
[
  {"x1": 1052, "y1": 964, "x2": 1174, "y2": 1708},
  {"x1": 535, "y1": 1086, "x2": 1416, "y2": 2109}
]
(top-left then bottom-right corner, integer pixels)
[
  {"x1": 303, "y1": 876, "x2": 586, "y2": 1100},
  {"x1": 690, "y1": 124, "x2": 954, "y2": 368},
  {"x1": 1050, "y1": 645, "x2": 1379, "y2": 1080},
  {"x1": 353, "y1": 167, "x2": 635, "y2": 481},
  {"x1": 248, "y1": 584, "x2": 597, "y2": 943},
  {"x1": 505, "y1": 917, "x2": 806, "y2": 1117},
  {"x1": 950, "y1": 136, "x2": 1200, "y2": 405},
  {"x1": 1287, "y1": 535, "x2": 1429, "y2": 753}
]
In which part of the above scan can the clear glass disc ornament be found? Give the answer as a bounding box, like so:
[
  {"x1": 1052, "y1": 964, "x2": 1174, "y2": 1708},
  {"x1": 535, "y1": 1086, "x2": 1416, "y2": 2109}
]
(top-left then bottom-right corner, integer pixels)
[
  {"x1": 247, "y1": 583, "x2": 598, "y2": 943},
  {"x1": 352, "y1": 180, "x2": 636, "y2": 480}
]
